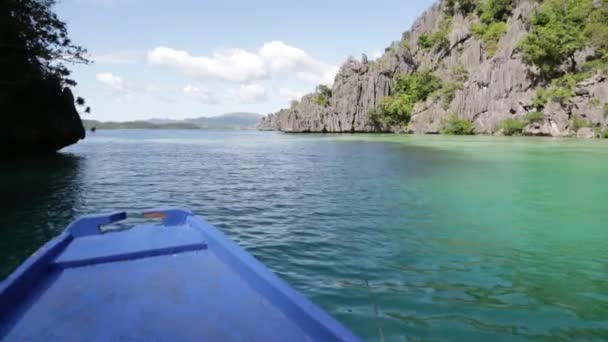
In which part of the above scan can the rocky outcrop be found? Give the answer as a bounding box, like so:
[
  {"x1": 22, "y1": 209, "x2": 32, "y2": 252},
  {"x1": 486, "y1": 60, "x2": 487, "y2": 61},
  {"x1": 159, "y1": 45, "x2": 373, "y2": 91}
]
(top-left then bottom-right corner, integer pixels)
[
  {"x1": 1, "y1": 77, "x2": 85, "y2": 157},
  {"x1": 258, "y1": 50, "x2": 416, "y2": 133},
  {"x1": 258, "y1": 0, "x2": 608, "y2": 137},
  {"x1": 1, "y1": 0, "x2": 86, "y2": 158}
]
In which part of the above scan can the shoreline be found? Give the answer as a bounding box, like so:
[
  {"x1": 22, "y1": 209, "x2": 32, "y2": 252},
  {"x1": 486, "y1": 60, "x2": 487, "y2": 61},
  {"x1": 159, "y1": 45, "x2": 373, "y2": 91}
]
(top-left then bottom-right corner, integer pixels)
[{"x1": 261, "y1": 130, "x2": 607, "y2": 140}]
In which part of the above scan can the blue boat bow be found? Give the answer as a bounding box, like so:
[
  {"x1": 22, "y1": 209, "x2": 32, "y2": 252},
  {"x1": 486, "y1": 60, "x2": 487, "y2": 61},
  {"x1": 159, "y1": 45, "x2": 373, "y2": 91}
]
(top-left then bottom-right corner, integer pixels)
[{"x1": 0, "y1": 208, "x2": 360, "y2": 341}]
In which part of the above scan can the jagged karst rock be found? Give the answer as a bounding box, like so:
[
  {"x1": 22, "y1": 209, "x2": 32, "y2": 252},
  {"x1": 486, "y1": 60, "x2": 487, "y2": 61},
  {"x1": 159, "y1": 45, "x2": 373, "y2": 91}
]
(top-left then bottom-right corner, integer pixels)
[
  {"x1": 257, "y1": 113, "x2": 278, "y2": 131},
  {"x1": 257, "y1": 0, "x2": 608, "y2": 137},
  {"x1": 577, "y1": 127, "x2": 597, "y2": 139}
]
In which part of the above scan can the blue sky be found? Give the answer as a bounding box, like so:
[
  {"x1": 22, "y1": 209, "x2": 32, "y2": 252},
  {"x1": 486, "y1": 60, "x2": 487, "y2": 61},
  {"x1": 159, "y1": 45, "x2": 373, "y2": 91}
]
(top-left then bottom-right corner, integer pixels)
[{"x1": 57, "y1": 0, "x2": 435, "y2": 121}]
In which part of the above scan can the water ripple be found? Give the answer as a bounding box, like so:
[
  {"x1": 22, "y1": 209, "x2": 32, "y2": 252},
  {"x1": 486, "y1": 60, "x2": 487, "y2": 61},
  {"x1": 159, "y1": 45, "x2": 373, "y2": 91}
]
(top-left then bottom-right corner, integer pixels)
[{"x1": 1, "y1": 130, "x2": 608, "y2": 341}]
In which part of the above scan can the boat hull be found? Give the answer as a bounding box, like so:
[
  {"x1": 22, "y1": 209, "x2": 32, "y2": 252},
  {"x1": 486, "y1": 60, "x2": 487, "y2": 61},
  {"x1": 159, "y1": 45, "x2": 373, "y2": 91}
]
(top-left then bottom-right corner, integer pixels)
[{"x1": 0, "y1": 208, "x2": 359, "y2": 341}]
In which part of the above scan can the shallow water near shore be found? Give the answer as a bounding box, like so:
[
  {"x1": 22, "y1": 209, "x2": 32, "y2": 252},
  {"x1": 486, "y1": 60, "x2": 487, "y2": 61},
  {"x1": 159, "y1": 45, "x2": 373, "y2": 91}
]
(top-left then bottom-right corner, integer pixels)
[{"x1": 1, "y1": 130, "x2": 607, "y2": 341}]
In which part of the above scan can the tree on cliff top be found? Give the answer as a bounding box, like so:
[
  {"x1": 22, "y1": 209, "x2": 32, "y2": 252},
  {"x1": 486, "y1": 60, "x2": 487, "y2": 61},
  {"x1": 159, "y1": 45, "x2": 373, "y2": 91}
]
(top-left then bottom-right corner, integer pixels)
[
  {"x1": 1, "y1": 0, "x2": 89, "y2": 86},
  {"x1": 518, "y1": 0, "x2": 594, "y2": 77}
]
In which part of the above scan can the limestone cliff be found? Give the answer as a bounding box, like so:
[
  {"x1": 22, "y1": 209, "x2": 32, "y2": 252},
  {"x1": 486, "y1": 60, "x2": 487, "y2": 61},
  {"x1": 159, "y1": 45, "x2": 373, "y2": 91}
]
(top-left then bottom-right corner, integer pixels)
[{"x1": 258, "y1": 0, "x2": 608, "y2": 137}]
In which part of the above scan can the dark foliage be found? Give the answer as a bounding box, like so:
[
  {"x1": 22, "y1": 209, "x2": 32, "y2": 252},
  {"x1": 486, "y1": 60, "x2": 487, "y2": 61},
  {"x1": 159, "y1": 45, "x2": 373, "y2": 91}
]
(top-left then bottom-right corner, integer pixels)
[{"x1": 1, "y1": 0, "x2": 89, "y2": 86}]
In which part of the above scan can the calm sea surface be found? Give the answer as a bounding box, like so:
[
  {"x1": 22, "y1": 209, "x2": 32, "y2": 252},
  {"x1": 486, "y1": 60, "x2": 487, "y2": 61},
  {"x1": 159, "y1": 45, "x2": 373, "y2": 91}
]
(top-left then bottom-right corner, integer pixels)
[{"x1": 1, "y1": 130, "x2": 607, "y2": 341}]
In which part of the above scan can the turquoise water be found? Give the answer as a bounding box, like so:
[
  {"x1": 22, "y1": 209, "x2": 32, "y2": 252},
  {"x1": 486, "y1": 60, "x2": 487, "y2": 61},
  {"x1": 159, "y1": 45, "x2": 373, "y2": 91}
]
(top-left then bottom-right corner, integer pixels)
[{"x1": 1, "y1": 130, "x2": 607, "y2": 341}]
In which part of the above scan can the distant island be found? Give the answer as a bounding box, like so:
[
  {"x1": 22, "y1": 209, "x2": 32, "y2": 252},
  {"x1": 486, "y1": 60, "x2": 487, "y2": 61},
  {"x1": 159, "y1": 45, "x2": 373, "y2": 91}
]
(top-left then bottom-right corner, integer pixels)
[
  {"x1": 83, "y1": 120, "x2": 200, "y2": 130},
  {"x1": 84, "y1": 112, "x2": 262, "y2": 130}
]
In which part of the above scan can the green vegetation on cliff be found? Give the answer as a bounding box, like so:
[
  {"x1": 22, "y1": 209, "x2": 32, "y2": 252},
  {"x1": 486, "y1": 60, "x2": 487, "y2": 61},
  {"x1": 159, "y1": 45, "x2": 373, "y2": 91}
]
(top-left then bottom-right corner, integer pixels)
[
  {"x1": 370, "y1": 64, "x2": 470, "y2": 128},
  {"x1": 519, "y1": 0, "x2": 608, "y2": 78},
  {"x1": 497, "y1": 118, "x2": 526, "y2": 136},
  {"x1": 439, "y1": 114, "x2": 474, "y2": 135},
  {"x1": 570, "y1": 114, "x2": 588, "y2": 132},
  {"x1": 524, "y1": 111, "x2": 545, "y2": 123},
  {"x1": 418, "y1": 17, "x2": 452, "y2": 52},
  {"x1": 532, "y1": 72, "x2": 592, "y2": 110},
  {"x1": 440, "y1": 64, "x2": 469, "y2": 110},
  {"x1": 421, "y1": 0, "x2": 513, "y2": 57},
  {"x1": 472, "y1": 22, "x2": 507, "y2": 57},
  {"x1": 496, "y1": 112, "x2": 546, "y2": 136},
  {"x1": 471, "y1": 0, "x2": 512, "y2": 56},
  {"x1": 477, "y1": 0, "x2": 512, "y2": 23},
  {"x1": 445, "y1": 0, "x2": 477, "y2": 15},
  {"x1": 440, "y1": 82, "x2": 463, "y2": 110},
  {"x1": 312, "y1": 85, "x2": 332, "y2": 107},
  {"x1": 532, "y1": 88, "x2": 548, "y2": 109},
  {"x1": 370, "y1": 71, "x2": 442, "y2": 127}
]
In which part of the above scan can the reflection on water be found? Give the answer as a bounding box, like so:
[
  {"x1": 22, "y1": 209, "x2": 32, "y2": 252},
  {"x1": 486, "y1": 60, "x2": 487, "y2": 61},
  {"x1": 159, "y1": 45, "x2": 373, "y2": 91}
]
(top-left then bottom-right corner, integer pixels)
[
  {"x1": 0, "y1": 153, "x2": 83, "y2": 276},
  {"x1": 1, "y1": 130, "x2": 608, "y2": 341}
]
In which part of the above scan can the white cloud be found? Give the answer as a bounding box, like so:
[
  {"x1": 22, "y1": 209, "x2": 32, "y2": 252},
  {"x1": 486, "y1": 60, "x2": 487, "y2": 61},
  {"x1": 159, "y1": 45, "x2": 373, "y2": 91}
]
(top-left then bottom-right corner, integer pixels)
[
  {"x1": 183, "y1": 84, "x2": 218, "y2": 104},
  {"x1": 295, "y1": 69, "x2": 337, "y2": 85},
  {"x1": 236, "y1": 84, "x2": 267, "y2": 103},
  {"x1": 147, "y1": 41, "x2": 338, "y2": 85},
  {"x1": 372, "y1": 50, "x2": 383, "y2": 60},
  {"x1": 96, "y1": 72, "x2": 127, "y2": 93},
  {"x1": 259, "y1": 41, "x2": 338, "y2": 85},
  {"x1": 278, "y1": 88, "x2": 305, "y2": 102},
  {"x1": 259, "y1": 41, "x2": 309, "y2": 71},
  {"x1": 145, "y1": 84, "x2": 164, "y2": 93},
  {"x1": 148, "y1": 46, "x2": 267, "y2": 83},
  {"x1": 95, "y1": 75, "x2": 178, "y2": 102},
  {"x1": 90, "y1": 50, "x2": 142, "y2": 65}
]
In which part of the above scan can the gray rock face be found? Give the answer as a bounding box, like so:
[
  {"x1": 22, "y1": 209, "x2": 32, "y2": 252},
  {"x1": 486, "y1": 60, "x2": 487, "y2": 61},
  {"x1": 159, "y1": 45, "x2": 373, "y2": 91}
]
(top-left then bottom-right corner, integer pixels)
[
  {"x1": 258, "y1": 0, "x2": 608, "y2": 137},
  {"x1": 576, "y1": 127, "x2": 597, "y2": 139}
]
